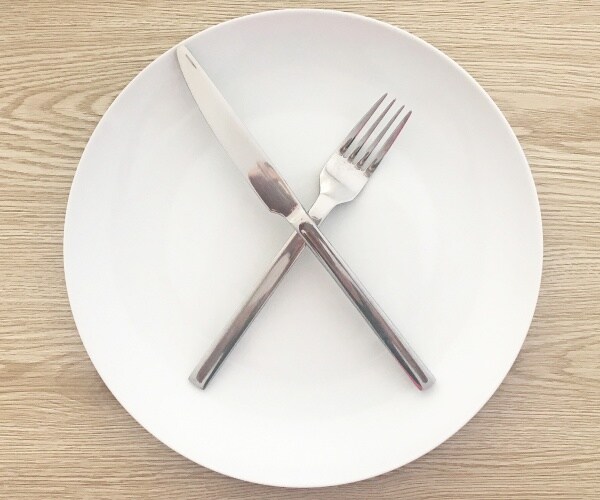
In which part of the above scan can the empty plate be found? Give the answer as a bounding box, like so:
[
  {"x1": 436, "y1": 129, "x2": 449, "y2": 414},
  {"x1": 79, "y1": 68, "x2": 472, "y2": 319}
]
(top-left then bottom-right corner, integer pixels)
[{"x1": 64, "y1": 9, "x2": 542, "y2": 487}]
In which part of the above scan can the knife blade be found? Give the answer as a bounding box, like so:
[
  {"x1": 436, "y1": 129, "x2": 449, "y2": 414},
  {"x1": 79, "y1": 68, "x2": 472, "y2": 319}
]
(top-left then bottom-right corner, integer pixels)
[{"x1": 176, "y1": 45, "x2": 434, "y2": 390}]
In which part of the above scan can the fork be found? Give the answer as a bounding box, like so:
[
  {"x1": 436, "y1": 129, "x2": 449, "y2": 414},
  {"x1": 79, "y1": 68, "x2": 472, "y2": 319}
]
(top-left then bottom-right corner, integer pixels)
[{"x1": 191, "y1": 94, "x2": 432, "y2": 389}]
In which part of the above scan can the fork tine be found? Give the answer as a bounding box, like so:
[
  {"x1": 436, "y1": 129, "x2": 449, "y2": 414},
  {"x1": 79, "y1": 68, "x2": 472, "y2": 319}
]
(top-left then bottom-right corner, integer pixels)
[
  {"x1": 365, "y1": 110, "x2": 412, "y2": 175},
  {"x1": 339, "y1": 93, "x2": 387, "y2": 155},
  {"x1": 356, "y1": 105, "x2": 404, "y2": 169},
  {"x1": 347, "y1": 99, "x2": 395, "y2": 162}
]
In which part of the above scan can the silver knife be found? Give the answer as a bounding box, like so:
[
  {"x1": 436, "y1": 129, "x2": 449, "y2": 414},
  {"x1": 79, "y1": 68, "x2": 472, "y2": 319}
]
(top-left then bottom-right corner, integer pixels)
[{"x1": 176, "y1": 45, "x2": 434, "y2": 390}]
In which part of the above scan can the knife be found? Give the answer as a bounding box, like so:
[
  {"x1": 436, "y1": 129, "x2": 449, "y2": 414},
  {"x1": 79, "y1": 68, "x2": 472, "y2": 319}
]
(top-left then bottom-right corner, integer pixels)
[{"x1": 176, "y1": 45, "x2": 434, "y2": 390}]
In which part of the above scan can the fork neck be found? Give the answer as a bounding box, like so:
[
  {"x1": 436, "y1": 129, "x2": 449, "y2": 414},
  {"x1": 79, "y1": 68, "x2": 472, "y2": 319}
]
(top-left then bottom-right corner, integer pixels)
[{"x1": 307, "y1": 194, "x2": 338, "y2": 225}]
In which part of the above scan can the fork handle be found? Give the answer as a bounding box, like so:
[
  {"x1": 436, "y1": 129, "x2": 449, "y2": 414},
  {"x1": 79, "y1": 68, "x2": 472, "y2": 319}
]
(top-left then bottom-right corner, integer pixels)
[
  {"x1": 190, "y1": 230, "x2": 308, "y2": 389},
  {"x1": 296, "y1": 216, "x2": 434, "y2": 390},
  {"x1": 190, "y1": 196, "x2": 337, "y2": 389}
]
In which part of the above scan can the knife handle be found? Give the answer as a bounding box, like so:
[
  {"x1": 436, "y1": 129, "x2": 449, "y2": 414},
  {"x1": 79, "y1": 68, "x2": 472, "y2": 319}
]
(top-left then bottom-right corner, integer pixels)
[
  {"x1": 189, "y1": 230, "x2": 307, "y2": 389},
  {"x1": 296, "y1": 216, "x2": 434, "y2": 390}
]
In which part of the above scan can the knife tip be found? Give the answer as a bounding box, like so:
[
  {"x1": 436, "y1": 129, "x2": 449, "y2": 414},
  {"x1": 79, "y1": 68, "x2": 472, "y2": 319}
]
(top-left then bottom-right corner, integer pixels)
[{"x1": 176, "y1": 45, "x2": 199, "y2": 70}]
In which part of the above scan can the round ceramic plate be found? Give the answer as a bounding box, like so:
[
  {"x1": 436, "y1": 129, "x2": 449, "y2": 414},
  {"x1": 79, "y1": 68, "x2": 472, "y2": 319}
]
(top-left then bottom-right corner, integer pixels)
[{"x1": 64, "y1": 9, "x2": 542, "y2": 488}]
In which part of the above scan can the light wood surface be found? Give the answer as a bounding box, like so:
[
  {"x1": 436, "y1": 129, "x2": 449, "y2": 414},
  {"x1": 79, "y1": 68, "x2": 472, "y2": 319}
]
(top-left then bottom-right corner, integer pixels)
[{"x1": 1, "y1": 1, "x2": 599, "y2": 498}]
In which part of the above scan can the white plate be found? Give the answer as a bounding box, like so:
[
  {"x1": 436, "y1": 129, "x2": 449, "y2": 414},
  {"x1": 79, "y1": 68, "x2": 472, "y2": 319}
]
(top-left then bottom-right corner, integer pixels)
[{"x1": 64, "y1": 9, "x2": 542, "y2": 487}]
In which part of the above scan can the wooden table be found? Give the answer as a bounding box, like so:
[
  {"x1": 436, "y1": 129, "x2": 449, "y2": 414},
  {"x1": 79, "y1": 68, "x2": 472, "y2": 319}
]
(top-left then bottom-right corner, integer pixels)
[{"x1": 1, "y1": 1, "x2": 598, "y2": 498}]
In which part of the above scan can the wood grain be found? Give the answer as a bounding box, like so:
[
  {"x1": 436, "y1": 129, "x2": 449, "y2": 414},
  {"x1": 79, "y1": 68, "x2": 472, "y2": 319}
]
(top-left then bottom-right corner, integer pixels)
[{"x1": 1, "y1": 0, "x2": 599, "y2": 498}]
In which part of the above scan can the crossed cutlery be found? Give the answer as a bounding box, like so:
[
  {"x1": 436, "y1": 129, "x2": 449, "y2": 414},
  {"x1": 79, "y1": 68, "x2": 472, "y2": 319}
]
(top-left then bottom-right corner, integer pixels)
[{"x1": 177, "y1": 45, "x2": 434, "y2": 390}]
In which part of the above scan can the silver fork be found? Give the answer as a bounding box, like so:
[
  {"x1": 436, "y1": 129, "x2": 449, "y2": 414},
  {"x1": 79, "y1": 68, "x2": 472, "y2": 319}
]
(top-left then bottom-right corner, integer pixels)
[{"x1": 191, "y1": 94, "x2": 430, "y2": 389}]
